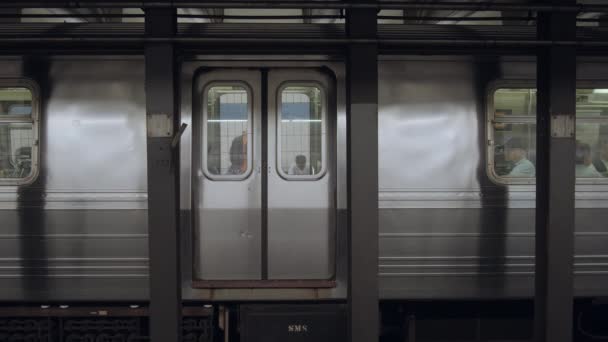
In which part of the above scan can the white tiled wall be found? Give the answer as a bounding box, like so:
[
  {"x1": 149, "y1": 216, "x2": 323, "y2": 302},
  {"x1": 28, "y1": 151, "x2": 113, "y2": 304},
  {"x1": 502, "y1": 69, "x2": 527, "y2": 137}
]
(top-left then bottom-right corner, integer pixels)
[
  {"x1": 280, "y1": 92, "x2": 316, "y2": 174},
  {"x1": 280, "y1": 121, "x2": 312, "y2": 173}
]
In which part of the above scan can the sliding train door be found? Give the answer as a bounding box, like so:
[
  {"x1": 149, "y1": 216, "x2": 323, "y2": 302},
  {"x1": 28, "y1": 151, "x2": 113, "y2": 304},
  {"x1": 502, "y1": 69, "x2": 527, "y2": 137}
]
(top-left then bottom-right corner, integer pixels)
[
  {"x1": 193, "y1": 67, "x2": 335, "y2": 283},
  {"x1": 194, "y1": 69, "x2": 263, "y2": 280},
  {"x1": 267, "y1": 70, "x2": 335, "y2": 279}
]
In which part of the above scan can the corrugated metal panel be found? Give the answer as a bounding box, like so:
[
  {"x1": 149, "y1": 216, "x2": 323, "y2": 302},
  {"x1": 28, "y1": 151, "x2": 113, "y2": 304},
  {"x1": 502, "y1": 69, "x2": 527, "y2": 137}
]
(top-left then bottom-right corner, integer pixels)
[
  {"x1": 0, "y1": 23, "x2": 144, "y2": 36},
  {"x1": 178, "y1": 23, "x2": 346, "y2": 38},
  {"x1": 379, "y1": 24, "x2": 536, "y2": 40},
  {"x1": 0, "y1": 22, "x2": 606, "y2": 44}
]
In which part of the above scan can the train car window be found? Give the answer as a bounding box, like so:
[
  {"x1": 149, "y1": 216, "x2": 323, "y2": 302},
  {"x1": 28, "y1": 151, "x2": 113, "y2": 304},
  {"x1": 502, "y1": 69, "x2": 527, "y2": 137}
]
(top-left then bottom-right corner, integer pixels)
[
  {"x1": 0, "y1": 85, "x2": 38, "y2": 185},
  {"x1": 203, "y1": 84, "x2": 252, "y2": 180},
  {"x1": 489, "y1": 87, "x2": 608, "y2": 183},
  {"x1": 576, "y1": 89, "x2": 608, "y2": 178},
  {"x1": 491, "y1": 88, "x2": 537, "y2": 180},
  {"x1": 277, "y1": 84, "x2": 326, "y2": 180}
]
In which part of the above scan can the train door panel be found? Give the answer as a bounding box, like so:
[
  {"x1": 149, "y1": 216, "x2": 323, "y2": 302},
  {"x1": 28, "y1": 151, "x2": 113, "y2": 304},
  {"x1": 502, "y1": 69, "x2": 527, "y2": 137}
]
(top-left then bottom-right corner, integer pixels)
[
  {"x1": 195, "y1": 69, "x2": 262, "y2": 280},
  {"x1": 267, "y1": 70, "x2": 335, "y2": 279},
  {"x1": 194, "y1": 67, "x2": 335, "y2": 283}
]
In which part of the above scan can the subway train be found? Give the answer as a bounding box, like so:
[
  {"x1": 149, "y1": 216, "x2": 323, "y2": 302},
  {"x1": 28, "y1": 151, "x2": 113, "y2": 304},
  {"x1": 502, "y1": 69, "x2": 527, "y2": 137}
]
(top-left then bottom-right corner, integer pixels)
[{"x1": 2, "y1": 54, "x2": 608, "y2": 338}]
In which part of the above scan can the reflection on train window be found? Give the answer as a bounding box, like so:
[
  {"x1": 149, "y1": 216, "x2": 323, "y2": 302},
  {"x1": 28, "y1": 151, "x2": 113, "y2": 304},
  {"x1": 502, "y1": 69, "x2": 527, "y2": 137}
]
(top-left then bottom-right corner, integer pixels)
[
  {"x1": 491, "y1": 88, "x2": 608, "y2": 182},
  {"x1": 278, "y1": 85, "x2": 325, "y2": 178},
  {"x1": 0, "y1": 87, "x2": 35, "y2": 183},
  {"x1": 205, "y1": 85, "x2": 251, "y2": 178},
  {"x1": 0, "y1": 87, "x2": 32, "y2": 116},
  {"x1": 494, "y1": 88, "x2": 536, "y2": 116}
]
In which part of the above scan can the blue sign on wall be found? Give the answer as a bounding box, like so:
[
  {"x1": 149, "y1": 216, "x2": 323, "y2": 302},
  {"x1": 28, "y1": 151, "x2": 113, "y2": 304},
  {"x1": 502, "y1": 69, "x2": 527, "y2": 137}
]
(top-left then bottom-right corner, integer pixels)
[
  {"x1": 219, "y1": 103, "x2": 248, "y2": 120},
  {"x1": 282, "y1": 103, "x2": 310, "y2": 120},
  {"x1": 7, "y1": 105, "x2": 32, "y2": 116}
]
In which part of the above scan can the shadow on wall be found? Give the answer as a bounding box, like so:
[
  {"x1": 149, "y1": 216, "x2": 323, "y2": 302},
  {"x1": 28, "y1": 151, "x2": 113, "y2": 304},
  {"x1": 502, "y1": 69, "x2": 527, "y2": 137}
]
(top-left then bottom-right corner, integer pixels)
[
  {"x1": 18, "y1": 56, "x2": 51, "y2": 300},
  {"x1": 474, "y1": 56, "x2": 509, "y2": 297}
]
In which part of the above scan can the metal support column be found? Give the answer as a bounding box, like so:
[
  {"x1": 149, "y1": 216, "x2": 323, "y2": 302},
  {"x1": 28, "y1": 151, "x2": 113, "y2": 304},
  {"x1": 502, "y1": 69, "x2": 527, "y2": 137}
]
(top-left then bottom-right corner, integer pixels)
[
  {"x1": 0, "y1": 8, "x2": 19, "y2": 23},
  {"x1": 346, "y1": 7, "x2": 379, "y2": 342},
  {"x1": 535, "y1": 1, "x2": 576, "y2": 341},
  {"x1": 145, "y1": 8, "x2": 181, "y2": 342}
]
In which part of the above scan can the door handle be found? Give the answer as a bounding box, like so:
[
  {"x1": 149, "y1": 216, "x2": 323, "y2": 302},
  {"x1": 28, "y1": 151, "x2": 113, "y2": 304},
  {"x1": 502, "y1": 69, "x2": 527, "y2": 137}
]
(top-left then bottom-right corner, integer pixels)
[{"x1": 171, "y1": 123, "x2": 188, "y2": 149}]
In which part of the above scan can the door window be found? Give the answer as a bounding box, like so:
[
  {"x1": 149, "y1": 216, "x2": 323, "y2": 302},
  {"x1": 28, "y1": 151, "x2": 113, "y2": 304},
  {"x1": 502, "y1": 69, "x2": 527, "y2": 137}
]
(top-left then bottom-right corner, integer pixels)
[
  {"x1": 0, "y1": 84, "x2": 39, "y2": 185},
  {"x1": 276, "y1": 84, "x2": 326, "y2": 180},
  {"x1": 203, "y1": 84, "x2": 253, "y2": 179}
]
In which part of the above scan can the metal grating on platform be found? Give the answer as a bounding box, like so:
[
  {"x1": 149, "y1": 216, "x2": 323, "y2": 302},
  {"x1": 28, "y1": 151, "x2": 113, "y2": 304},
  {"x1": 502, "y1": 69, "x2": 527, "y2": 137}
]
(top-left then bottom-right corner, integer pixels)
[
  {"x1": 0, "y1": 307, "x2": 213, "y2": 342},
  {"x1": 0, "y1": 317, "x2": 56, "y2": 342},
  {"x1": 63, "y1": 318, "x2": 143, "y2": 342}
]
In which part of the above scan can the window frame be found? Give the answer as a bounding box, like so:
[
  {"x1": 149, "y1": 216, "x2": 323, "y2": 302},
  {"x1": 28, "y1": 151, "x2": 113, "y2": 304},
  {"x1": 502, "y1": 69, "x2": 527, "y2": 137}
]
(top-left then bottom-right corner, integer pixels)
[
  {"x1": 275, "y1": 81, "x2": 328, "y2": 181},
  {"x1": 487, "y1": 80, "x2": 608, "y2": 185},
  {"x1": 0, "y1": 78, "x2": 40, "y2": 186},
  {"x1": 201, "y1": 81, "x2": 254, "y2": 181}
]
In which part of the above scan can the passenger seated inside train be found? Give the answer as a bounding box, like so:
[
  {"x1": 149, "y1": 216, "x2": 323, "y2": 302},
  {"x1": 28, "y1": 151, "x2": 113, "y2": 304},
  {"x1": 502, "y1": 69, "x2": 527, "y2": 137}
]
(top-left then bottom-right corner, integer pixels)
[
  {"x1": 288, "y1": 154, "x2": 310, "y2": 175},
  {"x1": 592, "y1": 138, "x2": 608, "y2": 176},
  {"x1": 504, "y1": 137, "x2": 536, "y2": 177},
  {"x1": 576, "y1": 141, "x2": 601, "y2": 178},
  {"x1": 227, "y1": 132, "x2": 247, "y2": 175}
]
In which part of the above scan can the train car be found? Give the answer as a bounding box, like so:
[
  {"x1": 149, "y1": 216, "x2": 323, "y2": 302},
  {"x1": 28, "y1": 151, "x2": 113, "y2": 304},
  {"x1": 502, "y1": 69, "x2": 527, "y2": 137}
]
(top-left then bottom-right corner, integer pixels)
[
  {"x1": 1, "y1": 9, "x2": 608, "y2": 342},
  {"x1": 2, "y1": 53, "x2": 608, "y2": 340}
]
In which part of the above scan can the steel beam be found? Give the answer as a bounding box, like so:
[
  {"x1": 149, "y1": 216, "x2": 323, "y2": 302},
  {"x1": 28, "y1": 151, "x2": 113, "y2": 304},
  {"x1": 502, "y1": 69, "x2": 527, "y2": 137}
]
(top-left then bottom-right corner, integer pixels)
[
  {"x1": 346, "y1": 7, "x2": 379, "y2": 342},
  {"x1": 2, "y1": 37, "x2": 607, "y2": 47},
  {"x1": 0, "y1": 8, "x2": 19, "y2": 23},
  {"x1": 145, "y1": 7, "x2": 181, "y2": 342},
  {"x1": 535, "y1": 0, "x2": 576, "y2": 341},
  {"x1": 3, "y1": 1, "x2": 608, "y2": 13}
]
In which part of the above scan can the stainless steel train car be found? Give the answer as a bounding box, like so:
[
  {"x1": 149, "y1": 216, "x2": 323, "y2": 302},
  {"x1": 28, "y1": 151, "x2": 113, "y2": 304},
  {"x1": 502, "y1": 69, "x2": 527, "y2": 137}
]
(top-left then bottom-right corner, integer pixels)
[
  {"x1": 2, "y1": 53, "x2": 608, "y2": 340},
  {"x1": 2, "y1": 55, "x2": 608, "y2": 304}
]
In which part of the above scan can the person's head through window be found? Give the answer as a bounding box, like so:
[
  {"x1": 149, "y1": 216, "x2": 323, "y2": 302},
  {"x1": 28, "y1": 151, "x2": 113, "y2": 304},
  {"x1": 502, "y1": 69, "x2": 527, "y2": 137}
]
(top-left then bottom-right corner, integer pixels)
[
  {"x1": 576, "y1": 140, "x2": 601, "y2": 178},
  {"x1": 227, "y1": 132, "x2": 247, "y2": 175},
  {"x1": 289, "y1": 154, "x2": 309, "y2": 175},
  {"x1": 295, "y1": 155, "x2": 306, "y2": 172},
  {"x1": 505, "y1": 137, "x2": 527, "y2": 164},
  {"x1": 505, "y1": 137, "x2": 535, "y2": 177},
  {"x1": 576, "y1": 141, "x2": 592, "y2": 166}
]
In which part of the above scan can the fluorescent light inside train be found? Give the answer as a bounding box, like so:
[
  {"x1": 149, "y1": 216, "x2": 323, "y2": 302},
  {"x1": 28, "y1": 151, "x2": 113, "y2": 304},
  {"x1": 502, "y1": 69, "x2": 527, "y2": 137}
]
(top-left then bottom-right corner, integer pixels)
[
  {"x1": 281, "y1": 119, "x2": 322, "y2": 122},
  {"x1": 207, "y1": 119, "x2": 322, "y2": 122}
]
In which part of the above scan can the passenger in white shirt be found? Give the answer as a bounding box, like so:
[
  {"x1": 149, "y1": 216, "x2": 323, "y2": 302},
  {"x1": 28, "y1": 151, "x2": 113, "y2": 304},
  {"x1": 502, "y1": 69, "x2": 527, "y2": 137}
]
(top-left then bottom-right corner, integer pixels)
[
  {"x1": 288, "y1": 155, "x2": 310, "y2": 175},
  {"x1": 504, "y1": 137, "x2": 536, "y2": 177},
  {"x1": 576, "y1": 141, "x2": 601, "y2": 178}
]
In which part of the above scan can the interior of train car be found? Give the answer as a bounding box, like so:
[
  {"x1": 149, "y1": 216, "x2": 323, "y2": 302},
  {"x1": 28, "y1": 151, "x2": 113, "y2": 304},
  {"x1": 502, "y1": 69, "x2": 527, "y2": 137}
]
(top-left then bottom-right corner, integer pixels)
[{"x1": 2, "y1": 1, "x2": 608, "y2": 342}]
